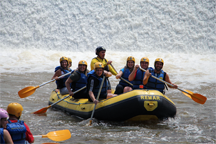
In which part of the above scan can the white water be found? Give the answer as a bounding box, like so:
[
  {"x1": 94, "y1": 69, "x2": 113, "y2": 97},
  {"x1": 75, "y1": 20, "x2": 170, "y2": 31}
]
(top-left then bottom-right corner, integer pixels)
[{"x1": 1, "y1": 0, "x2": 216, "y2": 89}]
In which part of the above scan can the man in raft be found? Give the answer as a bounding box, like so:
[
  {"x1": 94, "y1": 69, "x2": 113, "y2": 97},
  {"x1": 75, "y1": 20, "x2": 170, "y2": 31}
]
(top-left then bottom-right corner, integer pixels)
[
  {"x1": 6, "y1": 103, "x2": 34, "y2": 144},
  {"x1": 0, "y1": 108, "x2": 14, "y2": 144},
  {"x1": 114, "y1": 56, "x2": 135, "y2": 94},
  {"x1": 87, "y1": 62, "x2": 116, "y2": 105},
  {"x1": 52, "y1": 56, "x2": 71, "y2": 95},
  {"x1": 65, "y1": 60, "x2": 89, "y2": 99},
  {"x1": 143, "y1": 58, "x2": 178, "y2": 94},
  {"x1": 128, "y1": 57, "x2": 153, "y2": 89},
  {"x1": 90, "y1": 46, "x2": 117, "y2": 93}
]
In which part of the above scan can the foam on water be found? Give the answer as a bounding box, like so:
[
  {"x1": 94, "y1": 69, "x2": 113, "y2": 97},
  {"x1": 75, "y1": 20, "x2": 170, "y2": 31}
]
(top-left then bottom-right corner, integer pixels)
[{"x1": 0, "y1": 0, "x2": 216, "y2": 89}]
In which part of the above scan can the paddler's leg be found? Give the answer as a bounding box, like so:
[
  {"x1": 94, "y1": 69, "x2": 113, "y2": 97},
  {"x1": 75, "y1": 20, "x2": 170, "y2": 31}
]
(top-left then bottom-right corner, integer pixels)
[{"x1": 123, "y1": 86, "x2": 132, "y2": 93}]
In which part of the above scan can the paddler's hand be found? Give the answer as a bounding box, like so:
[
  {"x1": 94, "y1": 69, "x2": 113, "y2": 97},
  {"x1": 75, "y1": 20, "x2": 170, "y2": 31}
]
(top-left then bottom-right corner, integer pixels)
[
  {"x1": 93, "y1": 99, "x2": 99, "y2": 105},
  {"x1": 107, "y1": 61, "x2": 112, "y2": 65},
  {"x1": 54, "y1": 76, "x2": 60, "y2": 80},
  {"x1": 69, "y1": 91, "x2": 74, "y2": 97},
  {"x1": 134, "y1": 65, "x2": 139, "y2": 70},
  {"x1": 171, "y1": 84, "x2": 178, "y2": 89}
]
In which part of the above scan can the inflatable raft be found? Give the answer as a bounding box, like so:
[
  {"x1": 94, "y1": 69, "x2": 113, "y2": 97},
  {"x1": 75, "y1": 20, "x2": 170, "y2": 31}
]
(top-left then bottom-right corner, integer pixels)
[{"x1": 48, "y1": 89, "x2": 176, "y2": 121}]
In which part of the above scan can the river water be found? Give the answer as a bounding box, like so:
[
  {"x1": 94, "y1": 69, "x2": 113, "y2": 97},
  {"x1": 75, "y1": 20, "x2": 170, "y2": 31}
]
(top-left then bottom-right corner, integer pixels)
[{"x1": 1, "y1": 0, "x2": 216, "y2": 143}]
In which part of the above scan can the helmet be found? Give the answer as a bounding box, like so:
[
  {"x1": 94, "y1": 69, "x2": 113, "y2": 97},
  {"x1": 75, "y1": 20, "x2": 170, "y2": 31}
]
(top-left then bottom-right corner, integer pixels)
[
  {"x1": 59, "y1": 56, "x2": 68, "y2": 63},
  {"x1": 154, "y1": 58, "x2": 164, "y2": 66},
  {"x1": 127, "y1": 56, "x2": 135, "y2": 63},
  {"x1": 68, "y1": 58, "x2": 72, "y2": 63},
  {"x1": 7, "y1": 103, "x2": 23, "y2": 118},
  {"x1": 140, "y1": 57, "x2": 149, "y2": 63},
  {"x1": 78, "y1": 60, "x2": 87, "y2": 66},
  {"x1": 95, "y1": 46, "x2": 106, "y2": 55},
  {"x1": 0, "y1": 108, "x2": 8, "y2": 119},
  {"x1": 94, "y1": 62, "x2": 104, "y2": 70}
]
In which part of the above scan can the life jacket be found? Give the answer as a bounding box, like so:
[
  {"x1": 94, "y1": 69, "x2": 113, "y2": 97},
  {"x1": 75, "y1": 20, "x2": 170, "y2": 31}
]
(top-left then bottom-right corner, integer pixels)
[
  {"x1": 0, "y1": 128, "x2": 5, "y2": 144},
  {"x1": 119, "y1": 68, "x2": 133, "y2": 87},
  {"x1": 71, "y1": 70, "x2": 87, "y2": 91},
  {"x1": 54, "y1": 66, "x2": 71, "y2": 89},
  {"x1": 146, "y1": 69, "x2": 166, "y2": 94},
  {"x1": 133, "y1": 67, "x2": 153, "y2": 89},
  {"x1": 87, "y1": 70, "x2": 108, "y2": 100},
  {"x1": 7, "y1": 120, "x2": 26, "y2": 144},
  {"x1": 93, "y1": 57, "x2": 109, "y2": 72},
  {"x1": 55, "y1": 66, "x2": 72, "y2": 72}
]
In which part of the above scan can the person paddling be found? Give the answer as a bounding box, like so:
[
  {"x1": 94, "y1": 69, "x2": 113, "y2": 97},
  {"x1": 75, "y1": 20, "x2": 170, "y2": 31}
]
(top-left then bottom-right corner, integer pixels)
[
  {"x1": 87, "y1": 62, "x2": 116, "y2": 105},
  {"x1": 0, "y1": 108, "x2": 14, "y2": 144},
  {"x1": 68, "y1": 58, "x2": 72, "y2": 71},
  {"x1": 52, "y1": 56, "x2": 71, "y2": 95},
  {"x1": 6, "y1": 103, "x2": 34, "y2": 144},
  {"x1": 90, "y1": 46, "x2": 117, "y2": 93},
  {"x1": 65, "y1": 60, "x2": 90, "y2": 99},
  {"x1": 115, "y1": 56, "x2": 135, "y2": 94},
  {"x1": 128, "y1": 57, "x2": 153, "y2": 89},
  {"x1": 143, "y1": 58, "x2": 178, "y2": 94}
]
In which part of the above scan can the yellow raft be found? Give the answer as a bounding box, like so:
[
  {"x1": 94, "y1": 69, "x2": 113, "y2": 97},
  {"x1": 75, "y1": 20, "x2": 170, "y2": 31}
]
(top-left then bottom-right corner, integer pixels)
[{"x1": 48, "y1": 89, "x2": 176, "y2": 121}]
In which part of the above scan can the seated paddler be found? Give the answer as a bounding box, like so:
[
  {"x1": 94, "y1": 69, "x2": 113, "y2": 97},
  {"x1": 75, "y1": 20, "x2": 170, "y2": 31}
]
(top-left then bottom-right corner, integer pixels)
[
  {"x1": 52, "y1": 56, "x2": 71, "y2": 95},
  {"x1": 143, "y1": 58, "x2": 178, "y2": 94},
  {"x1": 128, "y1": 57, "x2": 153, "y2": 90},
  {"x1": 114, "y1": 56, "x2": 135, "y2": 94},
  {"x1": 87, "y1": 62, "x2": 116, "y2": 105},
  {"x1": 90, "y1": 46, "x2": 117, "y2": 94},
  {"x1": 0, "y1": 108, "x2": 14, "y2": 144},
  {"x1": 65, "y1": 60, "x2": 89, "y2": 99}
]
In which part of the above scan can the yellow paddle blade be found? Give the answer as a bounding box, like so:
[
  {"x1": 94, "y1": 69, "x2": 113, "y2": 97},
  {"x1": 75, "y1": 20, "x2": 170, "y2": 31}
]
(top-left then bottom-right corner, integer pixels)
[
  {"x1": 32, "y1": 105, "x2": 51, "y2": 114},
  {"x1": 182, "y1": 90, "x2": 207, "y2": 104},
  {"x1": 45, "y1": 129, "x2": 71, "y2": 142},
  {"x1": 18, "y1": 86, "x2": 39, "y2": 98}
]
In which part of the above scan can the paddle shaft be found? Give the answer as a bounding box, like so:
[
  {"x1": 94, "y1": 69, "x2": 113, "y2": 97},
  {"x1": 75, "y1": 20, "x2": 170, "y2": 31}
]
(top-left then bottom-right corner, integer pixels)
[
  {"x1": 39, "y1": 72, "x2": 71, "y2": 87},
  {"x1": 50, "y1": 86, "x2": 86, "y2": 107},
  {"x1": 110, "y1": 64, "x2": 133, "y2": 86},
  {"x1": 139, "y1": 67, "x2": 192, "y2": 95},
  {"x1": 89, "y1": 76, "x2": 106, "y2": 121}
]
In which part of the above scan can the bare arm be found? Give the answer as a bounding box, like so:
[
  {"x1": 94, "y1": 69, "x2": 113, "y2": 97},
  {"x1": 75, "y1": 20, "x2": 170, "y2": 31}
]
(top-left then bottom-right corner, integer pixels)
[
  {"x1": 143, "y1": 70, "x2": 151, "y2": 85},
  {"x1": 104, "y1": 70, "x2": 112, "y2": 77},
  {"x1": 65, "y1": 77, "x2": 73, "y2": 96},
  {"x1": 51, "y1": 69, "x2": 62, "y2": 80},
  {"x1": 88, "y1": 79, "x2": 99, "y2": 104},
  {"x1": 116, "y1": 71, "x2": 123, "y2": 79},
  {"x1": 164, "y1": 73, "x2": 178, "y2": 88},
  {"x1": 128, "y1": 65, "x2": 139, "y2": 81},
  {"x1": 4, "y1": 129, "x2": 14, "y2": 144}
]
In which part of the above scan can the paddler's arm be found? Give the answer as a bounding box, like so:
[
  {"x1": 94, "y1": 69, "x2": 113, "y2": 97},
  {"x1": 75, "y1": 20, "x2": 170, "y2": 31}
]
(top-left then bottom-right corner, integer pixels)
[
  {"x1": 143, "y1": 69, "x2": 151, "y2": 85},
  {"x1": 65, "y1": 77, "x2": 73, "y2": 96},
  {"x1": 128, "y1": 65, "x2": 139, "y2": 81},
  {"x1": 104, "y1": 70, "x2": 112, "y2": 77},
  {"x1": 51, "y1": 69, "x2": 61, "y2": 80},
  {"x1": 164, "y1": 73, "x2": 178, "y2": 89},
  {"x1": 115, "y1": 71, "x2": 123, "y2": 79},
  {"x1": 89, "y1": 79, "x2": 99, "y2": 105},
  {"x1": 107, "y1": 62, "x2": 118, "y2": 76},
  {"x1": 90, "y1": 58, "x2": 98, "y2": 71}
]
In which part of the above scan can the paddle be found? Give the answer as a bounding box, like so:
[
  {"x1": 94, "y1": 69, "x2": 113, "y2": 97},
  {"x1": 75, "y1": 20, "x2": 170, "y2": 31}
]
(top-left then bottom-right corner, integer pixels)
[
  {"x1": 34, "y1": 129, "x2": 71, "y2": 142},
  {"x1": 139, "y1": 67, "x2": 207, "y2": 104},
  {"x1": 110, "y1": 64, "x2": 133, "y2": 86},
  {"x1": 18, "y1": 72, "x2": 71, "y2": 98},
  {"x1": 88, "y1": 76, "x2": 106, "y2": 126},
  {"x1": 32, "y1": 86, "x2": 86, "y2": 114}
]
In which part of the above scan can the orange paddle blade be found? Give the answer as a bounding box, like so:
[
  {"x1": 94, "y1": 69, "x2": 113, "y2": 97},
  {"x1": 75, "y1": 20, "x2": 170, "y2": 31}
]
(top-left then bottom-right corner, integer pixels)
[
  {"x1": 18, "y1": 86, "x2": 39, "y2": 98},
  {"x1": 32, "y1": 105, "x2": 51, "y2": 114},
  {"x1": 45, "y1": 129, "x2": 71, "y2": 142},
  {"x1": 182, "y1": 90, "x2": 207, "y2": 104}
]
